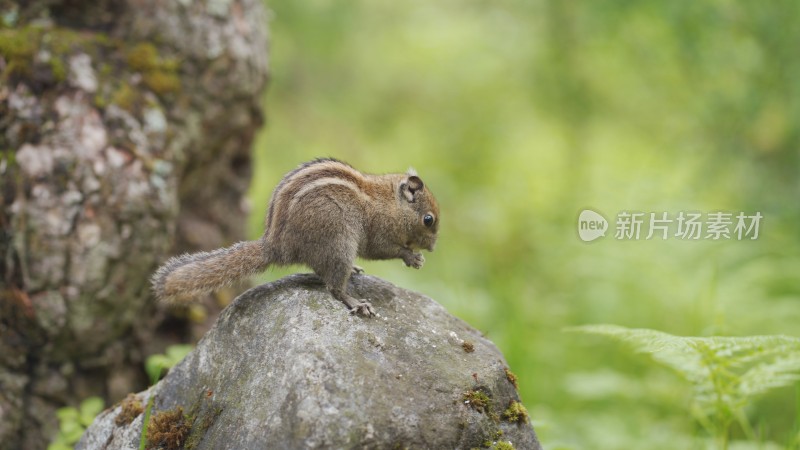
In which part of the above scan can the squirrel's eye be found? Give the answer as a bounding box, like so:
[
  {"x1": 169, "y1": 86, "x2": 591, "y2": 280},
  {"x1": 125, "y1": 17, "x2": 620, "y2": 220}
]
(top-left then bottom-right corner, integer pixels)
[{"x1": 423, "y1": 214, "x2": 434, "y2": 227}]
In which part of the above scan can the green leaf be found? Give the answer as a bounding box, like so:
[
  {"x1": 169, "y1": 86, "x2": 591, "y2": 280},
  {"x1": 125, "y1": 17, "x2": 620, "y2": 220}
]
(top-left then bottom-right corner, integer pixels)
[
  {"x1": 63, "y1": 426, "x2": 85, "y2": 444},
  {"x1": 47, "y1": 442, "x2": 72, "y2": 450},
  {"x1": 49, "y1": 431, "x2": 70, "y2": 446},
  {"x1": 144, "y1": 345, "x2": 193, "y2": 383},
  {"x1": 56, "y1": 406, "x2": 79, "y2": 422},
  {"x1": 568, "y1": 324, "x2": 800, "y2": 442},
  {"x1": 59, "y1": 419, "x2": 84, "y2": 444},
  {"x1": 79, "y1": 396, "x2": 104, "y2": 419},
  {"x1": 59, "y1": 418, "x2": 81, "y2": 435},
  {"x1": 139, "y1": 394, "x2": 155, "y2": 450},
  {"x1": 165, "y1": 344, "x2": 193, "y2": 363},
  {"x1": 145, "y1": 354, "x2": 170, "y2": 382}
]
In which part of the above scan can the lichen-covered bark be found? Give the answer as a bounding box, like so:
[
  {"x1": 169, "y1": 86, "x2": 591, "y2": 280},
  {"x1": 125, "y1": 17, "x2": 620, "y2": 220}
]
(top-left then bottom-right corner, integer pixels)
[{"x1": 0, "y1": 1, "x2": 268, "y2": 448}]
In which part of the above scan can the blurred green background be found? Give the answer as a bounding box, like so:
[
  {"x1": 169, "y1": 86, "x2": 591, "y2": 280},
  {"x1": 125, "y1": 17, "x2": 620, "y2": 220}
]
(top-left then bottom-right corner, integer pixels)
[{"x1": 249, "y1": 1, "x2": 800, "y2": 448}]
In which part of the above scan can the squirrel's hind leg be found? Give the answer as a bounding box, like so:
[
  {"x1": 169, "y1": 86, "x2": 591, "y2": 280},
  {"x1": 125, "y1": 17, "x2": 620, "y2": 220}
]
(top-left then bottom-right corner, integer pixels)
[
  {"x1": 316, "y1": 258, "x2": 375, "y2": 317},
  {"x1": 335, "y1": 287, "x2": 376, "y2": 317}
]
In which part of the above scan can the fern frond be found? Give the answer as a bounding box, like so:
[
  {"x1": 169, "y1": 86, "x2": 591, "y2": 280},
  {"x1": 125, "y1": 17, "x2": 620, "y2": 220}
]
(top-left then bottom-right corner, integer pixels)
[
  {"x1": 738, "y1": 354, "x2": 800, "y2": 397},
  {"x1": 567, "y1": 324, "x2": 707, "y2": 381},
  {"x1": 568, "y1": 323, "x2": 800, "y2": 443}
]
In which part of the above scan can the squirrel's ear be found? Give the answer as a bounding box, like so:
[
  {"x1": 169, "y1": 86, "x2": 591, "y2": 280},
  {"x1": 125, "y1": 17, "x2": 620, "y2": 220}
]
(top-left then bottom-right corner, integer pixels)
[{"x1": 400, "y1": 175, "x2": 424, "y2": 202}]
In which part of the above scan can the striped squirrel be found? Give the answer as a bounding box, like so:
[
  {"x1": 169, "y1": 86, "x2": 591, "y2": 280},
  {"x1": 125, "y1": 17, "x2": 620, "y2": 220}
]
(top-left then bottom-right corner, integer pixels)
[{"x1": 151, "y1": 158, "x2": 440, "y2": 317}]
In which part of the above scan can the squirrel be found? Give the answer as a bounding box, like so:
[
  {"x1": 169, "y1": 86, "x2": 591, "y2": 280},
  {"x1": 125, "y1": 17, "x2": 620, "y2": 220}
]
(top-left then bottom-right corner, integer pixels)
[{"x1": 151, "y1": 158, "x2": 439, "y2": 317}]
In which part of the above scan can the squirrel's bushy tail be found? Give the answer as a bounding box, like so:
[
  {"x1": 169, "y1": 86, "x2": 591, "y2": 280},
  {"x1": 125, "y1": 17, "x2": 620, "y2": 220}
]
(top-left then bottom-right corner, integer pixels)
[{"x1": 151, "y1": 240, "x2": 268, "y2": 305}]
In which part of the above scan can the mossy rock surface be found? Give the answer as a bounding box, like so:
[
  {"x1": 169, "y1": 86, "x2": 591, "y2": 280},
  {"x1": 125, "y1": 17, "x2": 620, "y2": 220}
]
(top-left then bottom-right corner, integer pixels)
[{"x1": 77, "y1": 274, "x2": 541, "y2": 449}]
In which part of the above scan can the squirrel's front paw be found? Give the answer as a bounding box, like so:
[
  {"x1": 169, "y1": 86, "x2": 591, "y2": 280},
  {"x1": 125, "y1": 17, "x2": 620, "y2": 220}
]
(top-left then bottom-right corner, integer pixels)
[
  {"x1": 403, "y1": 252, "x2": 425, "y2": 269},
  {"x1": 350, "y1": 301, "x2": 376, "y2": 317},
  {"x1": 351, "y1": 265, "x2": 365, "y2": 275}
]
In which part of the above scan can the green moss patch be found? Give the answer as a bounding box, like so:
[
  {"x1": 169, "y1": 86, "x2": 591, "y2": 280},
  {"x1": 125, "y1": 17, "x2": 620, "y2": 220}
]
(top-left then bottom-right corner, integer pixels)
[
  {"x1": 0, "y1": 26, "x2": 115, "y2": 84},
  {"x1": 182, "y1": 388, "x2": 223, "y2": 449},
  {"x1": 504, "y1": 368, "x2": 518, "y2": 390},
  {"x1": 462, "y1": 389, "x2": 492, "y2": 414},
  {"x1": 0, "y1": 26, "x2": 64, "y2": 82},
  {"x1": 0, "y1": 25, "x2": 181, "y2": 111},
  {"x1": 502, "y1": 400, "x2": 529, "y2": 424},
  {"x1": 147, "y1": 406, "x2": 191, "y2": 450},
  {"x1": 126, "y1": 42, "x2": 180, "y2": 95},
  {"x1": 114, "y1": 393, "x2": 144, "y2": 426}
]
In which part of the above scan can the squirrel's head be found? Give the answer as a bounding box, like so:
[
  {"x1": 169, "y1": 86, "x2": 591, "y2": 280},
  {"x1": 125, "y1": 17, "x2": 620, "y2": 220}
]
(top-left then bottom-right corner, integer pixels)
[{"x1": 399, "y1": 169, "x2": 439, "y2": 252}]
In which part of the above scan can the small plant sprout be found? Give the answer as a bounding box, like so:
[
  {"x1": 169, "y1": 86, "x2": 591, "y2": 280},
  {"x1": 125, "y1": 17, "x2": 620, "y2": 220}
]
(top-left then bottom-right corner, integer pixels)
[
  {"x1": 48, "y1": 396, "x2": 104, "y2": 450},
  {"x1": 145, "y1": 344, "x2": 193, "y2": 384},
  {"x1": 140, "y1": 344, "x2": 194, "y2": 450}
]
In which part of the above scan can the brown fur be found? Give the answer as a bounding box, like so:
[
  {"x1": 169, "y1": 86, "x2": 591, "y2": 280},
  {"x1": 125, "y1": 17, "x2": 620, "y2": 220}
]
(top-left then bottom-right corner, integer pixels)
[{"x1": 151, "y1": 158, "x2": 440, "y2": 317}]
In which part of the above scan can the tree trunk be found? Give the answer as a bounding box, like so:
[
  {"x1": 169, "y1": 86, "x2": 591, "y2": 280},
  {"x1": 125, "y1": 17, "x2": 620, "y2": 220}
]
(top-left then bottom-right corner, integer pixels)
[{"x1": 0, "y1": 1, "x2": 268, "y2": 448}]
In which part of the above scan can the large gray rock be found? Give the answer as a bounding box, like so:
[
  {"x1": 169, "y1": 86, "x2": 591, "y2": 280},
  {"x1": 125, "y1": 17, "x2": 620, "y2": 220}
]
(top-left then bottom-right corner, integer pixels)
[{"x1": 78, "y1": 274, "x2": 541, "y2": 449}]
